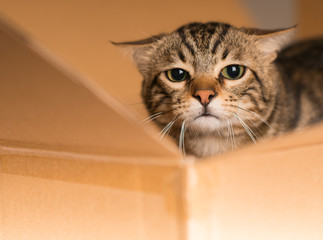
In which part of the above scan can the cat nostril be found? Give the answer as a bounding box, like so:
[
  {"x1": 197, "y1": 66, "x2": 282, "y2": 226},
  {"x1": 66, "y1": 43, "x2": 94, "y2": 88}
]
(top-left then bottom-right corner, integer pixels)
[
  {"x1": 194, "y1": 89, "x2": 217, "y2": 105},
  {"x1": 195, "y1": 95, "x2": 202, "y2": 102}
]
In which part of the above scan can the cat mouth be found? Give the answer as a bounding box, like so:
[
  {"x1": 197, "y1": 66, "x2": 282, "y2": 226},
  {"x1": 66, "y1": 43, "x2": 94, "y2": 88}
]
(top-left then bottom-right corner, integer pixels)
[{"x1": 194, "y1": 113, "x2": 219, "y2": 120}]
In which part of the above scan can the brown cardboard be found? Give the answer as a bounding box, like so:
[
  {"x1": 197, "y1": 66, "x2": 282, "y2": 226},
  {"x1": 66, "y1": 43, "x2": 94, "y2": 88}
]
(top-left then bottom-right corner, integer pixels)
[
  {"x1": 0, "y1": 18, "x2": 184, "y2": 240},
  {"x1": 185, "y1": 125, "x2": 323, "y2": 239},
  {"x1": 1, "y1": 155, "x2": 186, "y2": 240},
  {"x1": 0, "y1": 18, "x2": 178, "y2": 159},
  {"x1": 1, "y1": 1, "x2": 323, "y2": 240}
]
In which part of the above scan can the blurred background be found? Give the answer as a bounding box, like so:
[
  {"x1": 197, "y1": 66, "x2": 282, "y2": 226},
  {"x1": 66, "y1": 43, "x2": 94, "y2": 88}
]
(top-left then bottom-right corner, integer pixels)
[{"x1": 0, "y1": 0, "x2": 322, "y2": 119}]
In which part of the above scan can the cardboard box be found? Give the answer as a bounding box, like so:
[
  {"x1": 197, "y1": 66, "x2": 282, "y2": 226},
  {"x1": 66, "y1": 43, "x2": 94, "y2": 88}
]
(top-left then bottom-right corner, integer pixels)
[{"x1": 1, "y1": 2, "x2": 323, "y2": 240}]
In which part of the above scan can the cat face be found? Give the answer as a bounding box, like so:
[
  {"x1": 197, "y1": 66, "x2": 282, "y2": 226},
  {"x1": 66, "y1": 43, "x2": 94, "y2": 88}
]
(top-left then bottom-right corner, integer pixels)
[
  {"x1": 114, "y1": 22, "x2": 294, "y2": 156},
  {"x1": 139, "y1": 24, "x2": 268, "y2": 133}
]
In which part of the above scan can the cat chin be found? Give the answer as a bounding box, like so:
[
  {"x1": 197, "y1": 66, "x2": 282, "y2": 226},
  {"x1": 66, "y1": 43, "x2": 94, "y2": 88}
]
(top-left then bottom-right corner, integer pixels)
[{"x1": 189, "y1": 116, "x2": 226, "y2": 132}]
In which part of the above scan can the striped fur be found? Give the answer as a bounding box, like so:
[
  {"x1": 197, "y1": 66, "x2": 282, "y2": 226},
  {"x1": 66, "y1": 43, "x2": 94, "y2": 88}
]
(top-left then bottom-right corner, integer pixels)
[{"x1": 115, "y1": 22, "x2": 323, "y2": 158}]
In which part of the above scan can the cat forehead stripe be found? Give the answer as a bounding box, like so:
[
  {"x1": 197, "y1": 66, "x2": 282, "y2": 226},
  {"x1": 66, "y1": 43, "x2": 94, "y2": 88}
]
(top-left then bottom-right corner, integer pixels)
[
  {"x1": 211, "y1": 24, "x2": 230, "y2": 54},
  {"x1": 175, "y1": 22, "x2": 232, "y2": 55},
  {"x1": 177, "y1": 50, "x2": 186, "y2": 63},
  {"x1": 176, "y1": 27, "x2": 196, "y2": 56}
]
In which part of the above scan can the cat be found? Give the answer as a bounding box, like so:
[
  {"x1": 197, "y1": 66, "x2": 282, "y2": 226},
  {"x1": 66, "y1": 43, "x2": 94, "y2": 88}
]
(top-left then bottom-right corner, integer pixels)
[{"x1": 113, "y1": 22, "x2": 323, "y2": 158}]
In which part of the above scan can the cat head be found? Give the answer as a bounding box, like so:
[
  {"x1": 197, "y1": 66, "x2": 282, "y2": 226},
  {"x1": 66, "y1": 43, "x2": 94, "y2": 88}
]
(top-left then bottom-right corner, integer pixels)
[{"x1": 113, "y1": 22, "x2": 295, "y2": 145}]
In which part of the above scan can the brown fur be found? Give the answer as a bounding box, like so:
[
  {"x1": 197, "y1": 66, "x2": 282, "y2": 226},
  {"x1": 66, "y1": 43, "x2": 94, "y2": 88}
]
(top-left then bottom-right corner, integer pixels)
[{"x1": 114, "y1": 22, "x2": 323, "y2": 158}]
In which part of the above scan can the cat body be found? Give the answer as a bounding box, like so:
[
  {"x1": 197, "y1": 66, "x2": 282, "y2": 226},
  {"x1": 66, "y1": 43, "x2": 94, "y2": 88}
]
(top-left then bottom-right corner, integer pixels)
[{"x1": 114, "y1": 22, "x2": 323, "y2": 158}]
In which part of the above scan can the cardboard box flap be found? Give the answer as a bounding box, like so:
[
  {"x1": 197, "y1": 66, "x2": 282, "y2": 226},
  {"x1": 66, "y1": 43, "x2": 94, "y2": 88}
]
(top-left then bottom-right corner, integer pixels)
[
  {"x1": 184, "y1": 123, "x2": 323, "y2": 239},
  {"x1": 0, "y1": 19, "x2": 179, "y2": 160}
]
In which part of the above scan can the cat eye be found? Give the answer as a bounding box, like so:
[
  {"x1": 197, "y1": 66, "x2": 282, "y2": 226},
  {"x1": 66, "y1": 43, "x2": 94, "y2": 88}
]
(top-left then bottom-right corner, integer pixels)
[
  {"x1": 165, "y1": 68, "x2": 189, "y2": 82},
  {"x1": 221, "y1": 65, "x2": 245, "y2": 80}
]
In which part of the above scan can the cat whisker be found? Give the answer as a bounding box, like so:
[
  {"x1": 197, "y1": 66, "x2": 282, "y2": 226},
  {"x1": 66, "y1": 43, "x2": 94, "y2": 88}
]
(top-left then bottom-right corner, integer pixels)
[
  {"x1": 138, "y1": 30, "x2": 163, "y2": 42},
  {"x1": 159, "y1": 115, "x2": 179, "y2": 139},
  {"x1": 234, "y1": 113, "x2": 258, "y2": 144},
  {"x1": 242, "y1": 116, "x2": 268, "y2": 136},
  {"x1": 140, "y1": 108, "x2": 180, "y2": 125},
  {"x1": 236, "y1": 106, "x2": 274, "y2": 131},
  {"x1": 225, "y1": 119, "x2": 230, "y2": 151},
  {"x1": 179, "y1": 120, "x2": 187, "y2": 157},
  {"x1": 229, "y1": 119, "x2": 236, "y2": 149},
  {"x1": 215, "y1": 128, "x2": 223, "y2": 139},
  {"x1": 140, "y1": 112, "x2": 164, "y2": 125},
  {"x1": 138, "y1": 30, "x2": 154, "y2": 38}
]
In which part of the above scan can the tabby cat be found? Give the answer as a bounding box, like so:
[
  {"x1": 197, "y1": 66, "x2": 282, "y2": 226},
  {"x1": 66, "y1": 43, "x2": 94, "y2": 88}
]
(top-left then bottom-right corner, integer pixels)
[{"x1": 114, "y1": 22, "x2": 323, "y2": 158}]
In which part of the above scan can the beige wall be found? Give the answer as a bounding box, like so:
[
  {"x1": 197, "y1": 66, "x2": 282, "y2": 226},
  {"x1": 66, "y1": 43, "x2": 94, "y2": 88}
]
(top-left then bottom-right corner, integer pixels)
[
  {"x1": 241, "y1": 0, "x2": 296, "y2": 29},
  {"x1": 299, "y1": 0, "x2": 323, "y2": 38}
]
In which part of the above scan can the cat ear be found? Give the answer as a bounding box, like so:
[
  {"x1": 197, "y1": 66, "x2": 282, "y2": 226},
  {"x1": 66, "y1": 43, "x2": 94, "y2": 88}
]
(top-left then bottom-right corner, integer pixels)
[
  {"x1": 111, "y1": 34, "x2": 166, "y2": 46},
  {"x1": 111, "y1": 34, "x2": 166, "y2": 75},
  {"x1": 242, "y1": 26, "x2": 297, "y2": 62}
]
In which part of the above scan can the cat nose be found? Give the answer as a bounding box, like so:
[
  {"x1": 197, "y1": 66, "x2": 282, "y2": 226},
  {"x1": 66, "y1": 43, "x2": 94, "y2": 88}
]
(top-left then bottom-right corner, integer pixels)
[{"x1": 194, "y1": 89, "x2": 217, "y2": 105}]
